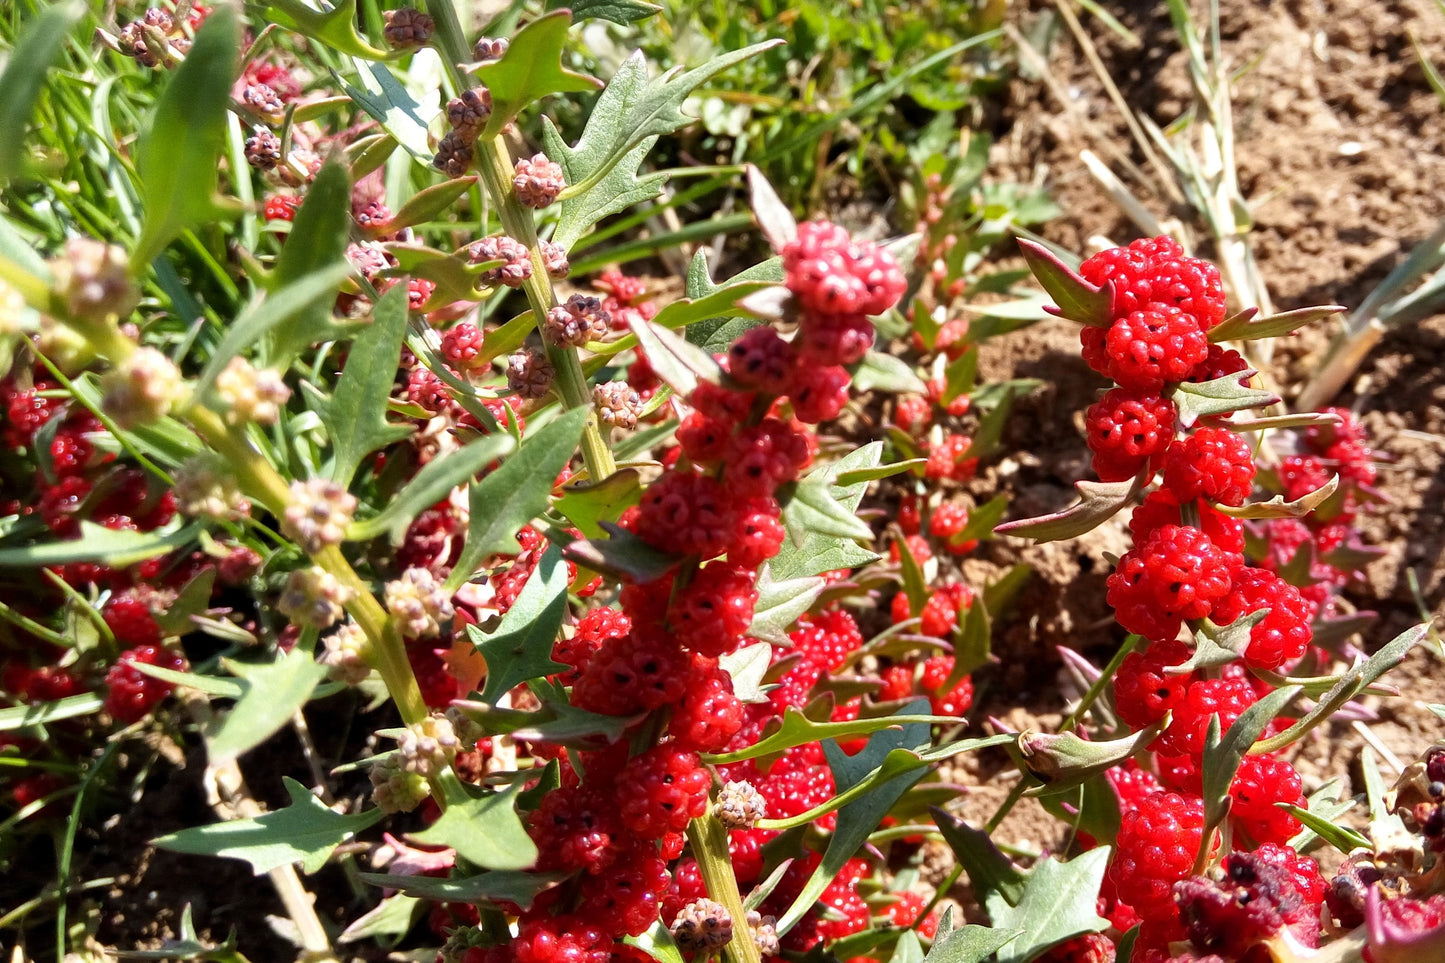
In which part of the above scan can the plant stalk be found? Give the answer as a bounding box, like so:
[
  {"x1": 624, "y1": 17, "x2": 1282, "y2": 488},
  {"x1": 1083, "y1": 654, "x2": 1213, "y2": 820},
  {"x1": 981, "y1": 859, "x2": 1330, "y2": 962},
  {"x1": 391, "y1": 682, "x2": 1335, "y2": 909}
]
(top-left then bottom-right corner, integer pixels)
[
  {"x1": 687, "y1": 813, "x2": 763, "y2": 963},
  {"x1": 473, "y1": 133, "x2": 616, "y2": 480}
]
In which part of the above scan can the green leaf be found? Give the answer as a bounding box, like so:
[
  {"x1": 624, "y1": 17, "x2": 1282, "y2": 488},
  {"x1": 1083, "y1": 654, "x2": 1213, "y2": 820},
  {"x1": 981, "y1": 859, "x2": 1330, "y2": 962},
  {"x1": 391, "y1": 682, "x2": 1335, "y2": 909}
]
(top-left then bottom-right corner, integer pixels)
[
  {"x1": 539, "y1": 42, "x2": 779, "y2": 248},
  {"x1": 1215, "y1": 475, "x2": 1340, "y2": 520},
  {"x1": 120, "y1": 905, "x2": 249, "y2": 962},
  {"x1": 130, "y1": 663, "x2": 245, "y2": 698},
  {"x1": 994, "y1": 476, "x2": 1143, "y2": 543},
  {"x1": 1017, "y1": 239, "x2": 1113, "y2": 327},
  {"x1": 922, "y1": 907, "x2": 1018, "y2": 963},
  {"x1": 358, "y1": 869, "x2": 562, "y2": 907},
  {"x1": 718, "y1": 642, "x2": 773, "y2": 704},
  {"x1": 133, "y1": 5, "x2": 241, "y2": 266},
  {"x1": 0, "y1": 692, "x2": 104, "y2": 733},
  {"x1": 931, "y1": 809, "x2": 1026, "y2": 905},
  {"x1": 0, "y1": 2, "x2": 86, "y2": 181},
  {"x1": 624, "y1": 920, "x2": 686, "y2": 963},
  {"x1": 747, "y1": 566, "x2": 826, "y2": 645},
  {"x1": 550, "y1": 0, "x2": 662, "y2": 23},
  {"x1": 777, "y1": 700, "x2": 935, "y2": 932},
  {"x1": 308, "y1": 283, "x2": 414, "y2": 486},
  {"x1": 1033, "y1": 771, "x2": 1123, "y2": 847},
  {"x1": 774, "y1": 443, "x2": 885, "y2": 579},
  {"x1": 469, "y1": 546, "x2": 569, "y2": 704},
  {"x1": 411, "y1": 784, "x2": 538, "y2": 870},
  {"x1": 943, "y1": 347, "x2": 979, "y2": 403},
  {"x1": 1252, "y1": 624, "x2": 1426, "y2": 754},
  {"x1": 1171, "y1": 371, "x2": 1278, "y2": 427},
  {"x1": 352, "y1": 433, "x2": 516, "y2": 547},
  {"x1": 444, "y1": 409, "x2": 588, "y2": 592},
  {"x1": 343, "y1": 60, "x2": 433, "y2": 159},
  {"x1": 748, "y1": 165, "x2": 797, "y2": 251},
  {"x1": 1285, "y1": 778, "x2": 1363, "y2": 852},
  {"x1": 196, "y1": 262, "x2": 354, "y2": 399},
  {"x1": 626, "y1": 315, "x2": 724, "y2": 398},
  {"x1": 1208, "y1": 304, "x2": 1345, "y2": 342},
  {"x1": 852, "y1": 351, "x2": 928, "y2": 394},
  {"x1": 895, "y1": 532, "x2": 929, "y2": 619},
  {"x1": 262, "y1": 0, "x2": 388, "y2": 59},
  {"x1": 363, "y1": 177, "x2": 478, "y2": 239},
  {"x1": 984, "y1": 850, "x2": 1110, "y2": 963},
  {"x1": 338, "y1": 893, "x2": 423, "y2": 945},
  {"x1": 1200, "y1": 685, "x2": 1303, "y2": 835},
  {"x1": 563, "y1": 522, "x2": 683, "y2": 583},
  {"x1": 889, "y1": 930, "x2": 924, "y2": 963},
  {"x1": 702, "y1": 707, "x2": 1001, "y2": 766},
  {"x1": 474, "y1": 12, "x2": 601, "y2": 135},
  {"x1": 682, "y1": 250, "x2": 784, "y2": 352},
  {"x1": 554, "y1": 469, "x2": 642, "y2": 540},
  {"x1": 263, "y1": 158, "x2": 355, "y2": 366},
  {"x1": 204, "y1": 647, "x2": 330, "y2": 764},
  {"x1": 456, "y1": 697, "x2": 639, "y2": 746},
  {"x1": 154, "y1": 777, "x2": 384, "y2": 875},
  {"x1": 0, "y1": 521, "x2": 199, "y2": 568}
]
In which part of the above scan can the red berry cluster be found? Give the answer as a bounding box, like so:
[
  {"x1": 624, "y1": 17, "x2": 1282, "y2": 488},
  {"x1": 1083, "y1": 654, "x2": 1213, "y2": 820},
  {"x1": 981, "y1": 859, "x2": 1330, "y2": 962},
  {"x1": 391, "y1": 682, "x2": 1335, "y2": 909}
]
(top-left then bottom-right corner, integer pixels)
[
  {"x1": 454, "y1": 222, "x2": 906, "y2": 960},
  {"x1": 1026, "y1": 238, "x2": 1363, "y2": 961}
]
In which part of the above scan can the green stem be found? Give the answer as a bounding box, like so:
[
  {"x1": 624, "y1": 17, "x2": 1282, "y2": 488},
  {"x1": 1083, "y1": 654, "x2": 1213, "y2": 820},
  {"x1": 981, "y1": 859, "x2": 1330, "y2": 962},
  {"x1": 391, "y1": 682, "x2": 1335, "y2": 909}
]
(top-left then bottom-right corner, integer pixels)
[
  {"x1": 687, "y1": 814, "x2": 763, "y2": 963},
  {"x1": 1059, "y1": 634, "x2": 1142, "y2": 733},
  {"x1": 474, "y1": 133, "x2": 615, "y2": 480},
  {"x1": 186, "y1": 404, "x2": 427, "y2": 725}
]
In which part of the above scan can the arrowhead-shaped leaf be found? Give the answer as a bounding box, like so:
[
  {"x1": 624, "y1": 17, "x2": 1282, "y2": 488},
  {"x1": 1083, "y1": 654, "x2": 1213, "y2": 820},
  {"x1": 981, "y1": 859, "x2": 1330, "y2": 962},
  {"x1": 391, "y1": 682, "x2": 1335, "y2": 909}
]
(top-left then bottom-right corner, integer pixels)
[
  {"x1": 1172, "y1": 371, "x2": 1278, "y2": 427},
  {"x1": 445, "y1": 408, "x2": 588, "y2": 591},
  {"x1": 1017, "y1": 239, "x2": 1113, "y2": 328},
  {"x1": 154, "y1": 777, "x2": 384, "y2": 875},
  {"x1": 411, "y1": 785, "x2": 538, "y2": 871},
  {"x1": 1209, "y1": 304, "x2": 1345, "y2": 342},
  {"x1": 474, "y1": 12, "x2": 601, "y2": 135},
  {"x1": 983, "y1": 850, "x2": 1110, "y2": 963},
  {"x1": 205, "y1": 646, "x2": 329, "y2": 764},
  {"x1": 994, "y1": 476, "x2": 1143, "y2": 543},
  {"x1": 469, "y1": 546, "x2": 570, "y2": 704},
  {"x1": 747, "y1": 566, "x2": 827, "y2": 645},
  {"x1": 774, "y1": 443, "x2": 886, "y2": 579},
  {"x1": 308, "y1": 283, "x2": 414, "y2": 486}
]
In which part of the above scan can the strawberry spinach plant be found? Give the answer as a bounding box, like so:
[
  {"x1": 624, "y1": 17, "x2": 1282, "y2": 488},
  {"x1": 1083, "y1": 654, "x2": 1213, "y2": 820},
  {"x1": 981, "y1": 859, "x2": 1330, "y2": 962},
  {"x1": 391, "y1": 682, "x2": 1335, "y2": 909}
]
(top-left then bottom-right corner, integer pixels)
[{"x1": 0, "y1": 4, "x2": 1438, "y2": 963}]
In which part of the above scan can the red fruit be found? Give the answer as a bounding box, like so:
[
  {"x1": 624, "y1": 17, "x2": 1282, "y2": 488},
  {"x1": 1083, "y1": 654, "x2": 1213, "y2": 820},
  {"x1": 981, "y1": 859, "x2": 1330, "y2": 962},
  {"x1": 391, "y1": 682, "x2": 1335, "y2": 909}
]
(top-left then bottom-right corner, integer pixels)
[
  {"x1": 920, "y1": 655, "x2": 973, "y2": 716},
  {"x1": 1084, "y1": 389, "x2": 1176, "y2": 482},
  {"x1": 513, "y1": 913, "x2": 612, "y2": 963},
  {"x1": 727, "y1": 326, "x2": 795, "y2": 395},
  {"x1": 576, "y1": 844, "x2": 671, "y2": 937},
  {"x1": 725, "y1": 497, "x2": 785, "y2": 569},
  {"x1": 1034, "y1": 933, "x2": 1115, "y2": 963},
  {"x1": 796, "y1": 312, "x2": 874, "y2": 366},
  {"x1": 1106, "y1": 525, "x2": 1235, "y2": 640},
  {"x1": 1278, "y1": 454, "x2": 1333, "y2": 503},
  {"x1": 924, "y1": 432, "x2": 978, "y2": 481},
  {"x1": 1112, "y1": 638, "x2": 1195, "y2": 730},
  {"x1": 553, "y1": 608, "x2": 631, "y2": 685},
  {"x1": 930, "y1": 501, "x2": 978, "y2": 554},
  {"x1": 408, "y1": 644, "x2": 459, "y2": 708},
  {"x1": 572, "y1": 631, "x2": 690, "y2": 715},
  {"x1": 263, "y1": 194, "x2": 302, "y2": 222},
  {"x1": 1079, "y1": 237, "x2": 1224, "y2": 325},
  {"x1": 783, "y1": 221, "x2": 904, "y2": 317},
  {"x1": 103, "y1": 592, "x2": 163, "y2": 647},
  {"x1": 889, "y1": 533, "x2": 933, "y2": 567},
  {"x1": 1209, "y1": 566, "x2": 1313, "y2": 671},
  {"x1": 723, "y1": 418, "x2": 811, "y2": 498},
  {"x1": 667, "y1": 562, "x2": 757, "y2": 658},
  {"x1": 105, "y1": 645, "x2": 187, "y2": 723},
  {"x1": 1188, "y1": 343, "x2": 1251, "y2": 383},
  {"x1": 1129, "y1": 490, "x2": 1244, "y2": 555},
  {"x1": 878, "y1": 664, "x2": 914, "y2": 702},
  {"x1": 1229, "y1": 754, "x2": 1304, "y2": 845},
  {"x1": 787, "y1": 364, "x2": 851, "y2": 424},
  {"x1": 1155, "y1": 676, "x2": 1259, "y2": 757},
  {"x1": 1163, "y1": 427, "x2": 1256, "y2": 506},
  {"x1": 668, "y1": 659, "x2": 743, "y2": 752},
  {"x1": 440, "y1": 322, "x2": 487, "y2": 370},
  {"x1": 529, "y1": 784, "x2": 621, "y2": 874},
  {"x1": 895, "y1": 394, "x2": 932, "y2": 434},
  {"x1": 1098, "y1": 303, "x2": 1209, "y2": 391},
  {"x1": 791, "y1": 609, "x2": 864, "y2": 672},
  {"x1": 1110, "y1": 790, "x2": 1205, "y2": 923},
  {"x1": 1106, "y1": 761, "x2": 1163, "y2": 812},
  {"x1": 633, "y1": 470, "x2": 735, "y2": 558}
]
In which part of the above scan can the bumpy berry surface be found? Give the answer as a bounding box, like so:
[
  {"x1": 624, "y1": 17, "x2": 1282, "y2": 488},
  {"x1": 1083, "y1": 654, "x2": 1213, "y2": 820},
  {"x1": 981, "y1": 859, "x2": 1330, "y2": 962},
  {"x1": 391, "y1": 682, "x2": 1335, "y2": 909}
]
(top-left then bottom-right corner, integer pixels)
[
  {"x1": 1162, "y1": 426, "x2": 1256, "y2": 507},
  {"x1": 1098, "y1": 304, "x2": 1210, "y2": 391},
  {"x1": 1111, "y1": 790, "x2": 1205, "y2": 923},
  {"x1": 1113, "y1": 638, "x2": 1195, "y2": 729},
  {"x1": 1155, "y1": 676, "x2": 1259, "y2": 757},
  {"x1": 1210, "y1": 566, "x2": 1314, "y2": 670},
  {"x1": 667, "y1": 562, "x2": 757, "y2": 657},
  {"x1": 1085, "y1": 389, "x2": 1176, "y2": 481},
  {"x1": 1129, "y1": 490, "x2": 1245, "y2": 555},
  {"x1": 1229, "y1": 754, "x2": 1304, "y2": 845},
  {"x1": 616, "y1": 745, "x2": 710, "y2": 838},
  {"x1": 105, "y1": 645, "x2": 187, "y2": 723},
  {"x1": 1106, "y1": 524, "x2": 1235, "y2": 640}
]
